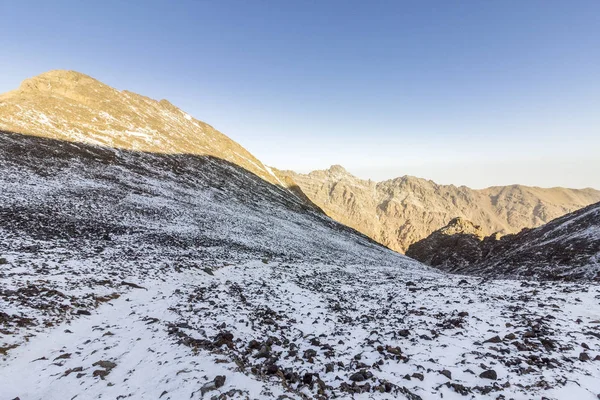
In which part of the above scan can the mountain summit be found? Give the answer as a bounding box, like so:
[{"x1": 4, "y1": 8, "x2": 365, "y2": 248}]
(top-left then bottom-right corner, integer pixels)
[{"x1": 0, "y1": 70, "x2": 282, "y2": 185}]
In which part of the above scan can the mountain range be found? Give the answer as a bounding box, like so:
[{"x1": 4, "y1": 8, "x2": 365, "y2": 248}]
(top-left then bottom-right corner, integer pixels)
[
  {"x1": 3, "y1": 70, "x2": 598, "y2": 256},
  {"x1": 1, "y1": 71, "x2": 599, "y2": 399},
  {"x1": 280, "y1": 166, "x2": 600, "y2": 252}
]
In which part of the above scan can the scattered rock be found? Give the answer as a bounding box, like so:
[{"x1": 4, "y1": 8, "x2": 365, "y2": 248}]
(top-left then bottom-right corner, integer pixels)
[
  {"x1": 440, "y1": 370, "x2": 452, "y2": 379},
  {"x1": 479, "y1": 370, "x2": 497, "y2": 380},
  {"x1": 411, "y1": 373, "x2": 424, "y2": 381},
  {"x1": 201, "y1": 375, "x2": 226, "y2": 395},
  {"x1": 54, "y1": 353, "x2": 71, "y2": 360},
  {"x1": 484, "y1": 335, "x2": 502, "y2": 344},
  {"x1": 121, "y1": 281, "x2": 146, "y2": 290}
]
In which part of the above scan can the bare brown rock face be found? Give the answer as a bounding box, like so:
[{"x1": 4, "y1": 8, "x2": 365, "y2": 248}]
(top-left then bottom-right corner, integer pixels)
[{"x1": 280, "y1": 166, "x2": 600, "y2": 253}]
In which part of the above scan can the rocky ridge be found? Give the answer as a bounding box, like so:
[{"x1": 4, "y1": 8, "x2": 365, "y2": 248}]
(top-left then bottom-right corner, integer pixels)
[
  {"x1": 0, "y1": 70, "x2": 287, "y2": 186},
  {"x1": 407, "y1": 202, "x2": 600, "y2": 280},
  {"x1": 279, "y1": 166, "x2": 600, "y2": 253}
]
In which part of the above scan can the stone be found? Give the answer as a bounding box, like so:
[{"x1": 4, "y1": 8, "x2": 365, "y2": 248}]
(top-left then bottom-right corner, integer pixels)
[
  {"x1": 479, "y1": 370, "x2": 497, "y2": 380},
  {"x1": 440, "y1": 370, "x2": 452, "y2": 379},
  {"x1": 484, "y1": 335, "x2": 502, "y2": 344}
]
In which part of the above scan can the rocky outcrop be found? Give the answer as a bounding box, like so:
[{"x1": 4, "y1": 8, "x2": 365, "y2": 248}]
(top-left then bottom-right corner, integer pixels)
[
  {"x1": 280, "y1": 166, "x2": 600, "y2": 253},
  {"x1": 404, "y1": 217, "x2": 486, "y2": 268},
  {"x1": 407, "y1": 202, "x2": 600, "y2": 280}
]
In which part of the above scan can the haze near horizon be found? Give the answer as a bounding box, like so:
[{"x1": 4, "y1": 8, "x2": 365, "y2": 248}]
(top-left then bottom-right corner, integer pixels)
[{"x1": 1, "y1": 0, "x2": 599, "y2": 189}]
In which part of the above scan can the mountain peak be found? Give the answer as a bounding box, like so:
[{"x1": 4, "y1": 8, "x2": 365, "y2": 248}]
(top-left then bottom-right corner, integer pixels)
[
  {"x1": 18, "y1": 70, "x2": 104, "y2": 93},
  {"x1": 27, "y1": 69, "x2": 94, "y2": 82},
  {"x1": 290, "y1": 165, "x2": 600, "y2": 253},
  {"x1": 0, "y1": 70, "x2": 279, "y2": 186},
  {"x1": 327, "y1": 164, "x2": 348, "y2": 174}
]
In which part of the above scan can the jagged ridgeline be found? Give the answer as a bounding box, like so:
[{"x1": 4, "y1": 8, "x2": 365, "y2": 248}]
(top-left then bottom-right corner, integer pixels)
[{"x1": 279, "y1": 166, "x2": 600, "y2": 253}]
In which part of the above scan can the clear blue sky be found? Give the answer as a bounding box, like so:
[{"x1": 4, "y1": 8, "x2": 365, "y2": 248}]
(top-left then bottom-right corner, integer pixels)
[{"x1": 1, "y1": 0, "x2": 599, "y2": 188}]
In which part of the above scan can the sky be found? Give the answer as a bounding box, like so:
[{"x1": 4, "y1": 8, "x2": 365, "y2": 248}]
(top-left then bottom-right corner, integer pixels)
[{"x1": 1, "y1": 0, "x2": 599, "y2": 189}]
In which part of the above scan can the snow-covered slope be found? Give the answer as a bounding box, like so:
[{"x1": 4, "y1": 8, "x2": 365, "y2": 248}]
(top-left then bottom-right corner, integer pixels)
[
  {"x1": 1, "y1": 131, "x2": 600, "y2": 399},
  {"x1": 407, "y1": 203, "x2": 600, "y2": 280}
]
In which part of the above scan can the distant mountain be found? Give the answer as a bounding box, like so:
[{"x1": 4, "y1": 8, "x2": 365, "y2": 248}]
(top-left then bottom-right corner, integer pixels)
[
  {"x1": 280, "y1": 166, "x2": 600, "y2": 253},
  {"x1": 406, "y1": 202, "x2": 600, "y2": 280}
]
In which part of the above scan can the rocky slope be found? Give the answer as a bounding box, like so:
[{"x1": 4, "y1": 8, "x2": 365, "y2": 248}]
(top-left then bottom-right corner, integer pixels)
[
  {"x1": 406, "y1": 203, "x2": 600, "y2": 280},
  {"x1": 1, "y1": 72, "x2": 600, "y2": 399},
  {"x1": 280, "y1": 166, "x2": 600, "y2": 253},
  {"x1": 2, "y1": 132, "x2": 600, "y2": 400}
]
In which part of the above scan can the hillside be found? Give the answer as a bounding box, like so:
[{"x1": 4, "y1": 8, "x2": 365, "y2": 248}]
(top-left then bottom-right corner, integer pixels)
[
  {"x1": 0, "y1": 70, "x2": 289, "y2": 186},
  {"x1": 1, "y1": 71, "x2": 599, "y2": 399},
  {"x1": 280, "y1": 166, "x2": 600, "y2": 253},
  {"x1": 407, "y1": 202, "x2": 600, "y2": 280},
  {"x1": 3, "y1": 131, "x2": 600, "y2": 400}
]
